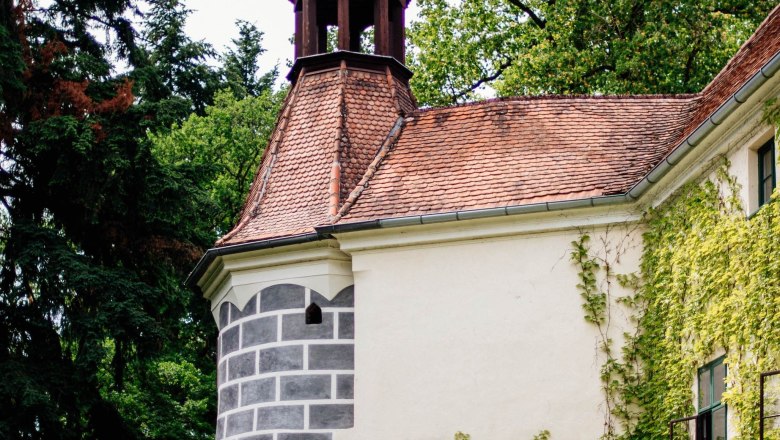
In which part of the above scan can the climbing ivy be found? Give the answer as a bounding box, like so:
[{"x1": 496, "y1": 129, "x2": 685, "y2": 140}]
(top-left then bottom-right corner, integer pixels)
[{"x1": 573, "y1": 154, "x2": 780, "y2": 439}]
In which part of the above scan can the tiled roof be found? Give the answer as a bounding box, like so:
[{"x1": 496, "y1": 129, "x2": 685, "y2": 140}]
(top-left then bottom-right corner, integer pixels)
[
  {"x1": 218, "y1": 59, "x2": 413, "y2": 246},
  {"x1": 340, "y1": 95, "x2": 698, "y2": 221},
  {"x1": 218, "y1": 5, "x2": 780, "y2": 246}
]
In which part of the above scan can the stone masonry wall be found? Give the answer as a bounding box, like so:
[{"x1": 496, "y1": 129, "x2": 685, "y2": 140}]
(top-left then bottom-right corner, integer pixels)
[{"x1": 216, "y1": 284, "x2": 355, "y2": 440}]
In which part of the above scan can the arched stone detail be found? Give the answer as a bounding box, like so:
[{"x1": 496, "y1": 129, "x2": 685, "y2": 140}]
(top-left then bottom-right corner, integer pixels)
[{"x1": 216, "y1": 284, "x2": 355, "y2": 439}]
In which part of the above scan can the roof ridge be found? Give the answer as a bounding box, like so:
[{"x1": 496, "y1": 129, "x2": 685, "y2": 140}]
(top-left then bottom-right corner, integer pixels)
[
  {"x1": 331, "y1": 116, "x2": 406, "y2": 223},
  {"x1": 216, "y1": 67, "x2": 307, "y2": 246},
  {"x1": 328, "y1": 60, "x2": 349, "y2": 218},
  {"x1": 413, "y1": 93, "x2": 702, "y2": 115}
]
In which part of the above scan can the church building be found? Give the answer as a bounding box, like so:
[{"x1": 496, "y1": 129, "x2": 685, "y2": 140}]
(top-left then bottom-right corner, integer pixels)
[{"x1": 187, "y1": 1, "x2": 780, "y2": 439}]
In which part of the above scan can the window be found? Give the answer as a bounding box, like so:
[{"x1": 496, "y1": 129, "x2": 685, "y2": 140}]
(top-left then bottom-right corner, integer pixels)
[
  {"x1": 697, "y1": 357, "x2": 727, "y2": 440},
  {"x1": 758, "y1": 139, "x2": 776, "y2": 207}
]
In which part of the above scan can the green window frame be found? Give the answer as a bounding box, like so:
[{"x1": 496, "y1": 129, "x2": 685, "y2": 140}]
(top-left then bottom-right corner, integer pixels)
[
  {"x1": 698, "y1": 356, "x2": 727, "y2": 440},
  {"x1": 758, "y1": 139, "x2": 776, "y2": 207}
]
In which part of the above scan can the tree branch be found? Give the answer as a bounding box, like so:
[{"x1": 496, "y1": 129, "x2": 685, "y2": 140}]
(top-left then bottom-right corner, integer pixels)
[
  {"x1": 506, "y1": 0, "x2": 546, "y2": 29},
  {"x1": 450, "y1": 57, "x2": 515, "y2": 104}
]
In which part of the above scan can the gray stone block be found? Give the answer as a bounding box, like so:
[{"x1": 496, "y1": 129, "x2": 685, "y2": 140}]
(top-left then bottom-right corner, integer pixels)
[
  {"x1": 310, "y1": 286, "x2": 354, "y2": 308},
  {"x1": 218, "y1": 384, "x2": 238, "y2": 414},
  {"x1": 226, "y1": 409, "x2": 254, "y2": 437},
  {"x1": 278, "y1": 434, "x2": 332, "y2": 440},
  {"x1": 240, "y1": 435, "x2": 273, "y2": 440},
  {"x1": 231, "y1": 295, "x2": 257, "y2": 323},
  {"x1": 308, "y1": 344, "x2": 354, "y2": 370},
  {"x1": 256, "y1": 405, "x2": 304, "y2": 430},
  {"x1": 336, "y1": 374, "x2": 354, "y2": 399},
  {"x1": 241, "y1": 377, "x2": 276, "y2": 406},
  {"x1": 218, "y1": 360, "x2": 227, "y2": 386},
  {"x1": 261, "y1": 284, "x2": 305, "y2": 312},
  {"x1": 280, "y1": 375, "x2": 331, "y2": 400},
  {"x1": 338, "y1": 313, "x2": 354, "y2": 339},
  {"x1": 242, "y1": 316, "x2": 277, "y2": 348},
  {"x1": 219, "y1": 302, "x2": 230, "y2": 330},
  {"x1": 282, "y1": 313, "x2": 334, "y2": 341},
  {"x1": 228, "y1": 352, "x2": 256, "y2": 381},
  {"x1": 216, "y1": 417, "x2": 225, "y2": 440},
  {"x1": 259, "y1": 345, "x2": 303, "y2": 373},
  {"x1": 309, "y1": 404, "x2": 354, "y2": 429},
  {"x1": 221, "y1": 326, "x2": 240, "y2": 356}
]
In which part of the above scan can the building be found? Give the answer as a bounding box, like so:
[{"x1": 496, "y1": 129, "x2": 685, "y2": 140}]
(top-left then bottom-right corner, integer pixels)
[{"x1": 186, "y1": 1, "x2": 780, "y2": 439}]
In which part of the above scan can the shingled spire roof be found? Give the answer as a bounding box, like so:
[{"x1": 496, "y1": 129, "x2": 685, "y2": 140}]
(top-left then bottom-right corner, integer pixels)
[
  {"x1": 217, "y1": 4, "x2": 780, "y2": 247},
  {"x1": 218, "y1": 54, "x2": 414, "y2": 246}
]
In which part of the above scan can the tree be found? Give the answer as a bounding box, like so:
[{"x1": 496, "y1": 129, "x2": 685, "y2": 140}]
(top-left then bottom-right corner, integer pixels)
[
  {"x1": 142, "y1": 0, "x2": 220, "y2": 114},
  {"x1": 408, "y1": 0, "x2": 777, "y2": 106},
  {"x1": 150, "y1": 88, "x2": 285, "y2": 236},
  {"x1": 222, "y1": 20, "x2": 278, "y2": 98},
  {"x1": 0, "y1": 1, "x2": 218, "y2": 438}
]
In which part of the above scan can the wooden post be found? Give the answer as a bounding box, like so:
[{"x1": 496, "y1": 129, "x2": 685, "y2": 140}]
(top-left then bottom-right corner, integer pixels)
[
  {"x1": 303, "y1": 0, "x2": 317, "y2": 56},
  {"x1": 374, "y1": 0, "x2": 389, "y2": 55},
  {"x1": 338, "y1": 0, "x2": 350, "y2": 51},
  {"x1": 390, "y1": 0, "x2": 405, "y2": 63},
  {"x1": 294, "y1": 6, "x2": 303, "y2": 59}
]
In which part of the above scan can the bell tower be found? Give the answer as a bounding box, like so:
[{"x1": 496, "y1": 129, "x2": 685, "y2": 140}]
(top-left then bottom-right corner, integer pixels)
[{"x1": 292, "y1": 0, "x2": 409, "y2": 63}]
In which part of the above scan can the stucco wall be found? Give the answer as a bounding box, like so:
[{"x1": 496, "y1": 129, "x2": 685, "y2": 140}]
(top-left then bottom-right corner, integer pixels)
[{"x1": 337, "y1": 225, "x2": 642, "y2": 440}]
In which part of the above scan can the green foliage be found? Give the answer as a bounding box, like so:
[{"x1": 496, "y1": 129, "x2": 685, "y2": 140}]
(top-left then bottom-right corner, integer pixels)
[
  {"x1": 0, "y1": 1, "x2": 278, "y2": 438},
  {"x1": 572, "y1": 162, "x2": 780, "y2": 439},
  {"x1": 408, "y1": 0, "x2": 776, "y2": 106},
  {"x1": 571, "y1": 231, "x2": 642, "y2": 439},
  {"x1": 143, "y1": 0, "x2": 220, "y2": 113},
  {"x1": 532, "y1": 430, "x2": 551, "y2": 440},
  {"x1": 221, "y1": 20, "x2": 278, "y2": 98},
  {"x1": 150, "y1": 88, "x2": 285, "y2": 236},
  {"x1": 454, "y1": 432, "x2": 471, "y2": 440}
]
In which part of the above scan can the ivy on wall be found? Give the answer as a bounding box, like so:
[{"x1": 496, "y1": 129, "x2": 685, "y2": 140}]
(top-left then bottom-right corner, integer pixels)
[{"x1": 573, "y1": 130, "x2": 780, "y2": 438}]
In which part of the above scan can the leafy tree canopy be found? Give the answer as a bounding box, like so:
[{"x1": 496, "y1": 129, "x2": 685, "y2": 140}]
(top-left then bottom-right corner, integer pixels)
[
  {"x1": 150, "y1": 88, "x2": 285, "y2": 236},
  {"x1": 408, "y1": 0, "x2": 777, "y2": 106}
]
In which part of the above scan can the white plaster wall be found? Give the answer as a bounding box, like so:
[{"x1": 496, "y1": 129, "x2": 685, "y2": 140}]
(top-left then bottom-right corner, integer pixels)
[
  {"x1": 336, "y1": 226, "x2": 643, "y2": 440},
  {"x1": 724, "y1": 125, "x2": 777, "y2": 216}
]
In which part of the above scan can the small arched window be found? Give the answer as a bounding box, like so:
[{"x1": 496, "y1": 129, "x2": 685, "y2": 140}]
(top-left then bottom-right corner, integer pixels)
[{"x1": 306, "y1": 303, "x2": 322, "y2": 325}]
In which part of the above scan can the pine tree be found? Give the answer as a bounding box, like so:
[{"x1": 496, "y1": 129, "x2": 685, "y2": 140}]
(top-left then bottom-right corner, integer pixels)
[{"x1": 222, "y1": 20, "x2": 278, "y2": 98}]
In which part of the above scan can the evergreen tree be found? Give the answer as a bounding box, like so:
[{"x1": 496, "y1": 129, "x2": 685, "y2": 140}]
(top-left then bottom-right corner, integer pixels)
[
  {"x1": 222, "y1": 20, "x2": 278, "y2": 98},
  {"x1": 143, "y1": 0, "x2": 220, "y2": 114},
  {"x1": 0, "y1": 1, "x2": 218, "y2": 438}
]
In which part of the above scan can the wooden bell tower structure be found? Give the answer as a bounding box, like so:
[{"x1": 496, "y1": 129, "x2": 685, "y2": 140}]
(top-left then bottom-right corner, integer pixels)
[{"x1": 291, "y1": 0, "x2": 409, "y2": 64}]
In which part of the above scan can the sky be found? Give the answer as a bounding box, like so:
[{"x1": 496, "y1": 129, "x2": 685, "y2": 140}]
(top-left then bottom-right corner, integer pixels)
[{"x1": 183, "y1": 0, "x2": 422, "y2": 86}]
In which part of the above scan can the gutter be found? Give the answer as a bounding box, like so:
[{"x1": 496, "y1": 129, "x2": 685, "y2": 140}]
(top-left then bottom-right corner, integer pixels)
[
  {"x1": 186, "y1": 50, "x2": 780, "y2": 290},
  {"x1": 186, "y1": 232, "x2": 324, "y2": 291}
]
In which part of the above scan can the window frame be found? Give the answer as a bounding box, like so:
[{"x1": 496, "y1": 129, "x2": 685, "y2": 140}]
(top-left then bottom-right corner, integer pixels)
[
  {"x1": 698, "y1": 356, "x2": 728, "y2": 440},
  {"x1": 758, "y1": 139, "x2": 776, "y2": 207}
]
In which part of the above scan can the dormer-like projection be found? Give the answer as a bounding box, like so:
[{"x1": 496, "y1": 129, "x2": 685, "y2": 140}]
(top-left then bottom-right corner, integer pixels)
[{"x1": 291, "y1": 0, "x2": 408, "y2": 63}]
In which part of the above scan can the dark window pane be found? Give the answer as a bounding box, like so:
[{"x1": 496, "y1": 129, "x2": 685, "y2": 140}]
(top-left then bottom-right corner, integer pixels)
[
  {"x1": 713, "y1": 362, "x2": 726, "y2": 404},
  {"x1": 762, "y1": 148, "x2": 773, "y2": 177},
  {"x1": 712, "y1": 406, "x2": 726, "y2": 440},
  {"x1": 699, "y1": 368, "x2": 711, "y2": 409},
  {"x1": 764, "y1": 179, "x2": 775, "y2": 204}
]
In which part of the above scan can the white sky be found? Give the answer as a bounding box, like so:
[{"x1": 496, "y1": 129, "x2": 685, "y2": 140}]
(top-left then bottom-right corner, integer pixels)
[{"x1": 184, "y1": 0, "x2": 422, "y2": 86}]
